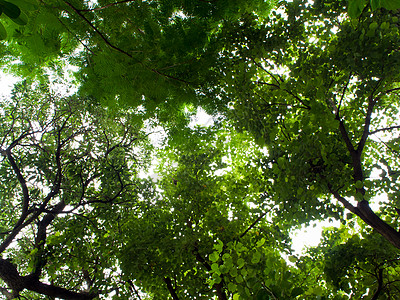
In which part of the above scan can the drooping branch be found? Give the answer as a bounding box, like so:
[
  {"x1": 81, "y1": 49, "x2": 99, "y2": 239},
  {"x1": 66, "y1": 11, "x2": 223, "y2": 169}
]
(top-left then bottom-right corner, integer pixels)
[
  {"x1": 63, "y1": 1, "x2": 190, "y2": 84},
  {"x1": 63, "y1": 1, "x2": 136, "y2": 58}
]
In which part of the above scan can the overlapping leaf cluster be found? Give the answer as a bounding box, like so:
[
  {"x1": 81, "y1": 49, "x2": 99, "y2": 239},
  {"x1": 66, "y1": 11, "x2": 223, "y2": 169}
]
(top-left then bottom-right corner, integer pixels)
[{"x1": 1, "y1": 0, "x2": 400, "y2": 299}]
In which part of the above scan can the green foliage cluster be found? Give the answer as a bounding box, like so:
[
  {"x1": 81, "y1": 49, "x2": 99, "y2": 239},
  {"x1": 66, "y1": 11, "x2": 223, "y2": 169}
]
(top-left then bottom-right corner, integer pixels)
[{"x1": 1, "y1": 0, "x2": 400, "y2": 299}]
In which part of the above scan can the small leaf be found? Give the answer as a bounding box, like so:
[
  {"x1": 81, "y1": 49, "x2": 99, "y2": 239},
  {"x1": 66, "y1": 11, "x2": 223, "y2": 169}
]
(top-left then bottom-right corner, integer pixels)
[
  {"x1": 355, "y1": 180, "x2": 363, "y2": 189},
  {"x1": 209, "y1": 252, "x2": 219, "y2": 262},
  {"x1": 237, "y1": 258, "x2": 245, "y2": 269},
  {"x1": 235, "y1": 274, "x2": 244, "y2": 283},
  {"x1": 256, "y1": 238, "x2": 265, "y2": 248},
  {"x1": 251, "y1": 251, "x2": 262, "y2": 264},
  {"x1": 228, "y1": 282, "x2": 237, "y2": 292},
  {"x1": 211, "y1": 263, "x2": 219, "y2": 272}
]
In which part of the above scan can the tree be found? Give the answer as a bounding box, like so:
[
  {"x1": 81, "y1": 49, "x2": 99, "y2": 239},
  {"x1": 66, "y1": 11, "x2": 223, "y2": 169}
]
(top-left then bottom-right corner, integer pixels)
[
  {"x1": 202, "y1": 0, "x2": 400, "y2": 249},
  {"x1": 120, "y1": 125, "x2": 306, "y2": 299},
  {"x1": 0, "y1": 0, "x2": 274, "y2": 113},
  {"x1": 298, "y1": 221, "x2": 400, "y2": 299},
  {"x1": 1, "y1": 0, "x2": 400, "y2": 299},
  {"x1": 0, "y1": 81, "x2": 150, "y2": 299}
]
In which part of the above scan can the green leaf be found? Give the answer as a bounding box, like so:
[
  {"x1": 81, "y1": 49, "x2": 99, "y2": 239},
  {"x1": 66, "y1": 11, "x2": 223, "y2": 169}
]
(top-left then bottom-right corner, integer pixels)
[
  {"x1": 370, "y1": 0, "x2": 381, "y2": 10},
  {"x1": 251, "y1": 251, "x2": 262, "y2": 264},
  {"x1": 11, "y1": 11, "x2": 27, "y2": 25},
  {"x1": 228, "y1": 282, "x2": 237, "y2": 292},
  {"x1": 348, "y1": 0, "x2": 366, "y2": 18},
  {"x1": 237, "y1": 258, "x2": 245, "y2": 269},
  {"x1": 209, "y1": 252, "x2": 219, "y2": 262},
  {"x1": 380, "y1": 0, "x2": 400, "y2": 10},
  {"x1": 1, "y1": 1, "x2": 21, "y2": 19},
  {"x1": 0, "y1": 22, "x2": 6, "y2": 40},
  {"x1": 235, "y1": 274, "x2": 244, "y2": 283},
  {"x1": 355, "y1": 180, "x2": 363, "y2": 189},
  {"x1": 256, "y1": 238, "x2": 266, "y2": 248}
]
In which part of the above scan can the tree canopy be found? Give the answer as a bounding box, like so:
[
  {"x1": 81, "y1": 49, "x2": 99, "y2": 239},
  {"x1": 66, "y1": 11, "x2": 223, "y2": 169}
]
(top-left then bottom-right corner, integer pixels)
[{"x1": 1, "y1": 0, "x2": 400, "y2": 299}]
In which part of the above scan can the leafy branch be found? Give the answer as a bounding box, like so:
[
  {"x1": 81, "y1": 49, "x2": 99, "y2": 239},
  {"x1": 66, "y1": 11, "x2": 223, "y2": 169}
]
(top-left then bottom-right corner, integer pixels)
[{"x1": 77, "y1": 0, "x2": 137, "y2": 12}]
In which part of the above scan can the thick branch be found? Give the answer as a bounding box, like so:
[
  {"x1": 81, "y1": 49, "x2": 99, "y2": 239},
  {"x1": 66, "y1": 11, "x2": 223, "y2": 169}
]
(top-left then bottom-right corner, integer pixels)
[
  {"x1": 337, "y1": 118, "x2": 356, "y2": 153},
  {"x1": 331, "y1": 190, "x2": 400, "y2": 249},
  {"x1": 357, "y1": 95, "x2": 376, "y2": 153},
  {"x1": 32, "y1": 201, "x2": 66, "y2": 278},
  {"x1": 5, "y1": 150, "x2": 30, "y2": 227},
  {"x1": 163, "y1": 277, "x2": 180, "y2": 300}
]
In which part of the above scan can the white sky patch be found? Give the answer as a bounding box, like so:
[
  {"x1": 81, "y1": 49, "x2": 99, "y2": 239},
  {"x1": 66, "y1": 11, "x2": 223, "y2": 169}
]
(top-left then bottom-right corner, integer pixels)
[
  {"x1": 189, "y1": 107, "x2": 214, "y2": 128},
  {"x1": 0, "y1": 72, "x2": 19, "y2": 97},
  {"x1": 291, "y1": 219, "x2": 341, "y2": 255}
]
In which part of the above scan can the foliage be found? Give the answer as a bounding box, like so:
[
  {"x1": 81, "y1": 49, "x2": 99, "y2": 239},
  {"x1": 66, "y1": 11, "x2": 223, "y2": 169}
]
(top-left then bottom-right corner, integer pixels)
[
  {"x1": 120, "y1": 125, "x2": 305, "y2": 299},
  {"x1": 348, "y1": 0, "x2": 400, "y2": 18},
  {"x1": 0, "y1": 0, "x2": 28, "y2": 40},
  {"x1": 300, "y1": 222, "x2": 400, "y2": 298},
  {"x1": 0, "y1": 81, "x2": 151, "y2": 299},
  {"x1": 0, "y1": 0, "x2": 400, "y2": 299},
  {"x1": 204, "y1": 0, "x2": 400, "y2": 248}
]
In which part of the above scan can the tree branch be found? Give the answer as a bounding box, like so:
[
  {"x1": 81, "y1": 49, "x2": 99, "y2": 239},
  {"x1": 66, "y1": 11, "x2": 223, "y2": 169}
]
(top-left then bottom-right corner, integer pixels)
[
  {"x1": 371, "y1": 268, "x2": 383, "y2": 300},
  {"x1": 192, "y1": 244, "x2": 227, "y2": 300},
  {"x1": 0, "y1": 257, "x2": 97, "y2": 299},
  {"x1": 5, "y1": 149, "x2": 30, "y2": 227},
  {"x1": 330, "y1": 188, "x2": 400, "y2": 249},
  {"x1": 63, "y1": 1, "x2": 135, "y2": 58},
  {"x1": 329, "y1": 188, "x2": 358, "y2": 215},
  {"x1": 357, "y1": 87, "x2": 379, "y2": 154},
  {"x1": 78, "y1": 0, "x2": 136, "y2": 11},
  {"x1": 337, "y1": 72, "x2": 352, "y2": 117},
  {"x1": 31, "y1": 200, "x2": 66, "y2": 279},
  {"x1": 369, "y1": 125, "x2": 400, "y2": 135},
  {"x1": 240, "y1": 211, "x2": 268, "y2": 238},
  {"x1": 163, "y1": 277, "x2": 180, "y2": 300}
]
